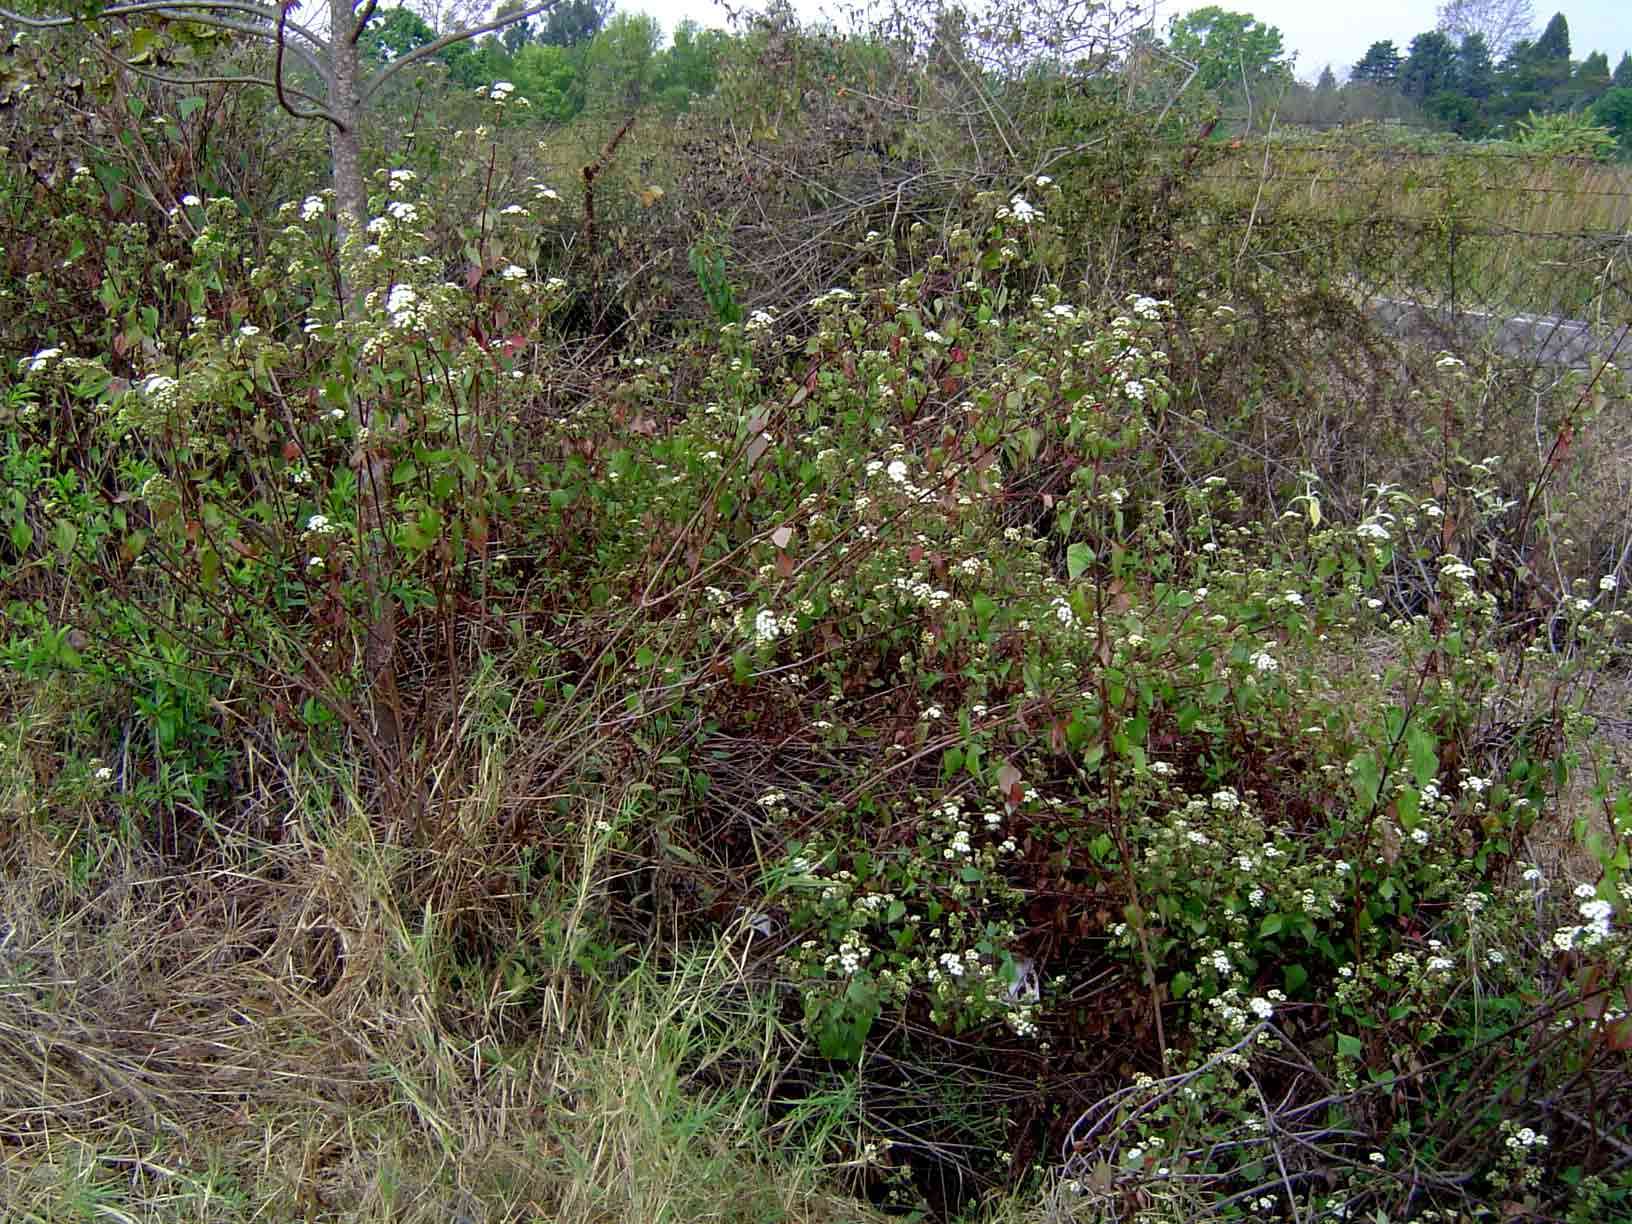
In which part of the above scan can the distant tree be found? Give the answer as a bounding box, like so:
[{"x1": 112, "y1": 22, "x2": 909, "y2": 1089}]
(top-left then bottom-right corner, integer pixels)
[
  {"x1": 1456, "y1": 32, "x2": 1496, "y2": 99},
  {"x1": 1572, "y1": 50, "x2": 1611, "y2": 108},
  {"x1": 1165, "y1": 6, "x2": 1293, "y2": 93},
  {"x1": 654, "y1": 20, "x2": 729, "y2": 112},
  {"x1": 537, "y1": 0, "x2": 612, "y2": 48},
  {"x1": 583, "y1": 11, "x2": 662, "y2": 111},
  {"x1": 1591, "y1": 86, "x2": 1632, "y2": 151},
  {"x1": 1529, "y1": 10, "x2": 1569, "y2": 61},
  {"x1": 512, "y1": 42, "x2": 584, "y2": 118},
  {"x1": 1315, "y1": 63, "x2": 1337, "y2": 93},
  {"x1": 493, "y1": 0, "x2": 538, "y2": 54},
  {"x1": 1400, "y1": 31, "x2": 1459, "y2": 102},
  {"x1": 1615, "y1": 52, "x2": 1632, "y2": 89},
  {"x1": 1352, "y1": 40, "x2": 1402, "y2": 85},
  {"x1": 1495, "y1": 12, "x2": 1570, "y2": 119},
  {"x1": 1435, "y1": 0, "x2": 1535, "y2": 59},
  {"x1": 397, "y1": 0, "x2": 489, "y2": 35},
  {"x1": 360, "y1": 5, "x2": 439, "y2": 64}
]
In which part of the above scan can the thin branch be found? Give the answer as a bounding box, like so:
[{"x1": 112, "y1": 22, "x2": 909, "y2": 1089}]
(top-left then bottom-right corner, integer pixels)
[
  {"x1": 164, "y1": 12, "x2": 333, "y2": 82},
  {"x1": 361, "y1": 0, "x2": 561, "y2": 100},
  {"x1": 107, "y1": 54, "x2": 338, "y2": 123},
  {"x1": 0, "y1": 0, "x2": 331, "y2": 53},
  {"x1": 349, "y1": 0, "x2": 378, "y2": 45},
  {"x1": 273, "y1": 0, "x2": 335, "y2": 124}
]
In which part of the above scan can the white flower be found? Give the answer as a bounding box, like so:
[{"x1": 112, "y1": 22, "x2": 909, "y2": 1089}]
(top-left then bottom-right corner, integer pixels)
[
  {"x1": 1007, "y1": 194, "x2": 1040, "y2": 225},
  {"x1": 1439, "y1": 557, "x2": 1476, "y2": 582},
  {"x1": 1249, "y1": 649, "x2": 1278, "y2": 674},
  {"x1": 1052, "y1": 597, "x2": 1076, "y2": 628},
  {"x1": 388, "y1": 168, "x2": 417, "y2": 188},
  {"x1": 1369, "y1": 1152, "x2": 1386, "y2": 1165},
  {"x1": 1435, "y1": 353, "x2": 1465, "y2": 369},
  {"x1": 300, "y1": 195, "x2": 325, "y2": 221},
  {"x1": 1248, "y1": 996, "x2": 1274, "y2": 1019},
  {"x1": 1356, "y1": 520, "x2": 1392, "y2": 542},
  {"x1": 1281, "y1": 590, "x2": 1304, "y2": 607},
  {"x1": 1123, "y1": 380, "x2": 1147, "y2": 401},
  {"x1": 753, "y1": 609, "x2": 780, "y2": 643},
  {"x1": 238, "y1": 324, "x2": 260, "y2": 337},
  {"x1": 1601, "y1": 574, "x2": 1619, "y2": 592},
  {"x1": 385, "y1": 284, "x2": 422, "y2": 329},
  {"x1": 23, "y1": 347, "x2": 62, "y2": 373},
  {"x1": 1035, "y1": 175, "x2": 1053, "y2": 187},
  {"x1": 386, "y1": 200, "x2": 419, "y2": 224},
  {"x1": 92, "y1": 765, "x2": 114, "y2": 782},
  {"x1": 922, "y1": 329, "x2": 946, "y2": 344},
  {"x1": 886, "y1": 459, "x2": 908, "y2": 483},
  {"x1": 181, "y1": 193, "x2": 201, "y2": 207},
  {"x1": 1579, "y1": 899, "x2": 1612, "y2": 924},
  {"x1": 499, "y1": 264, "x2": 528, "y2": 281},
  {"x1": 1048, "y1": 303, "x2": 1076, "y2": 320}
]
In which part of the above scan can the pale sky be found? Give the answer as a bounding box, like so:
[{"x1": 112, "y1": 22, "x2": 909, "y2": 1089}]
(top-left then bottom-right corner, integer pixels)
[{"x1": 629, "y1": 0, "x2": 1629, "y2": 83}]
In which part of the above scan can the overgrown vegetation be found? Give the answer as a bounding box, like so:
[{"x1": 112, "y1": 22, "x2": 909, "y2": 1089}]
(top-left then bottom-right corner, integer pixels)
[{"x1": 2, "y1": 1, "x2": 1630, "y2": 1221}]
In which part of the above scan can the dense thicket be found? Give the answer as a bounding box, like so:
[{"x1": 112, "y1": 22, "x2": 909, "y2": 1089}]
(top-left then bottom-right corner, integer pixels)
[{"x1": 2, "y1": 2, "x2": 1629, "y2": 1222}]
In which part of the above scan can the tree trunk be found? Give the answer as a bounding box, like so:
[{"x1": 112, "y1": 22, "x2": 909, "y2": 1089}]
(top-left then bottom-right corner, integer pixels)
[
  {"x1": 327, "y1": 0, "x2": 367, "y2": 268},
  {"x1": 328, "y1": 0, "x2": 402, "y2": 760}
]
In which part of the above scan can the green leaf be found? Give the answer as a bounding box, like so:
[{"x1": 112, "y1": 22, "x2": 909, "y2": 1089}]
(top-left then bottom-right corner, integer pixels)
[
  {"x1": 1066, "y1": 541, "x2": 1094, "y2": 580},
  {"x1": 1350, "y1": 750, "x2": 1381, "y2": 810},
  {"x1": 128, "y1": 26, "x2": 159, "y2": 62},
  {"x1": 1408, "y1": 726, "x2": 1438, "y2": 790},
  {"x1": 1284, "y1": 962, "x2": 1308, "y2": 994},
  {"x1": 177, "y1": 94, "x2": 206, "y2": 120},
  {"x1": 1259, "y1": 913, "x2": 1284, "y2": 938},
  {"x1": 1337, "y1": 1032, "x2": 1364, "y2": 1059},
  {"x1": 1171, "y1": 971, "x2": 1193, "y2": 1000},
  {"x1": 1397, "y1": 786, "x2": 1420, "y2": 829}
]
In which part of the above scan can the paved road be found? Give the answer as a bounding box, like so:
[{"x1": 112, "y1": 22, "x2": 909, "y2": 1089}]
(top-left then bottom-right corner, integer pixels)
[{"x1": 1364, "y1": 296, "x2": 1630, "y2": 371}]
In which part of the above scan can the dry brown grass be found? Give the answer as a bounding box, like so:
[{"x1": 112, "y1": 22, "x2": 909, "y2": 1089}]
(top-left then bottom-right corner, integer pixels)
[{"x1": 0, "y1": 687, "x2": 886, "y2": 1224}]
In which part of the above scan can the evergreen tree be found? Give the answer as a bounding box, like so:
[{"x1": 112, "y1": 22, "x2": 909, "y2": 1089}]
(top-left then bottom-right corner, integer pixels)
[
  {"x1": 1572, "y1": 50, "x2": 1611, "y2": 108},
  {"x1": 1400, "y1": 30, "x2": 1459, "y2": 102},
  {"x1": 1530, "y1": 10, "x2": 1569, "y2": 60},
  {"x1": 1352, "y1": 40, "x2": 1402, "y2": 84},
  {"x1": 1615, "y1": 52, "x2": 1632, "y2": 88},
  {"x1": 1496, "y1": 13, "x2": 1570, "y2": 119},
  {"x1": 1316, "y1": 64, "x2": 1337, "y2": 93},
  {"x1": 1456, "y1": 32, "x2": 1495, "y2": 99}
]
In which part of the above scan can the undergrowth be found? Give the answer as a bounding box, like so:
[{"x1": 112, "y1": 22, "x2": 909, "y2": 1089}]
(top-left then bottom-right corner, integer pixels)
[{"x1": 3, "y1": 5, "x2": 1631, "y2": 1223}]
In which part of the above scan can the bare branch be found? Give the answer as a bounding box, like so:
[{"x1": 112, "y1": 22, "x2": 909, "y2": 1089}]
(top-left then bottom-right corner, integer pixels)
[
  {"x1": 273, "y1": 0, "x2": 336, "y2": 123},
  {"x1": 349, "y1": 0, "x2": 378, "y2": 45},
  {"x1": 105, "y1": 49, "x2": 341, "y2": 124},
  {"x1": 0, "y1": 1, "x2": 330, "y2": 56},
  {"x1": 361, "y1": 0, "x2": 561, "y2": 101}
]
